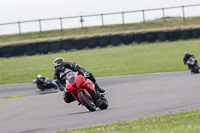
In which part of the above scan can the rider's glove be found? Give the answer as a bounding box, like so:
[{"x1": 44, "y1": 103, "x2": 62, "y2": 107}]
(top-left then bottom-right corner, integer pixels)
[{"x1": 83, "y1": 72, "x2": 90, "y2": 78}]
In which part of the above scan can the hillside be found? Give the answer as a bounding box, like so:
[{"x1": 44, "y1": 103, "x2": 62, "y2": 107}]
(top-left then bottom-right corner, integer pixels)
[{"x1": 0, "y1": 16, "x2": 200, "y2": 47}]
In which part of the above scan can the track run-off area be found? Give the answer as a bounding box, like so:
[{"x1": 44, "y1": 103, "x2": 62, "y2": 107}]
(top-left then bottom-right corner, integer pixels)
[{"x1": 0, "y1": 71, "x2": 200, "y2": 133}]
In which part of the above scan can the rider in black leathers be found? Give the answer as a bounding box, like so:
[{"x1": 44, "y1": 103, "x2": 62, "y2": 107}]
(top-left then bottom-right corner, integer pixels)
[
  {"x1": 53, "y1": 57, "x2": 105, "y2": 103},
  {"x1": 34, "y1": 74, "x2": 57, "y2": 91},
  {"x1": 183, "y1": 52, "x2": 198, "y2": 71},
  {"x1": 35, "y1": 74, "x2": 46, "y2": 91}
]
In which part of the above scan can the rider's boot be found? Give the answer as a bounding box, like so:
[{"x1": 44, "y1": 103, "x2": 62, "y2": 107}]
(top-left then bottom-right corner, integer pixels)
[
  {"x1": 92, "y1": 90, "x2": 103, "y2": 107},
  {"x1": 94, "y1": 82, "x2": 105, "y2": 93}
]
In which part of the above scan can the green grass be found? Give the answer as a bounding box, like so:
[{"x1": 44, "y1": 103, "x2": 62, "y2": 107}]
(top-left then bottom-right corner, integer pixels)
[
  {"x1": 1, "y1": 39, "x2": 200, "y2": 85},
  {"x1": 54, "y1": 110, "x2": 200, "y2": 133},
  {"x1": 1, "y1": 16, "x2": 200, "y2": 47}
]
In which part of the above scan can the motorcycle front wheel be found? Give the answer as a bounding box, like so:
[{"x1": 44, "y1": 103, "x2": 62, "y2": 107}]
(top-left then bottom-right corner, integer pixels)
[{"x1": 77, "y1": 90, "x2": 96, "y2": 112}]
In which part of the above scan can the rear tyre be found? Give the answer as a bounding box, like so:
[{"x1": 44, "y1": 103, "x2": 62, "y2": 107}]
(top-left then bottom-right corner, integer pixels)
[
  {"x1": 98, "y1": 95, "x2": 108, "y2": 110},
  {"x1": 194, "y1": 66, "x2": 199, "y2": 74},
  {"x1": 52, "y1": 84, "x2": 58, "y2": 89},
  {"x1": 78, "y1": 91, "x2": 96, "y2": 111}
]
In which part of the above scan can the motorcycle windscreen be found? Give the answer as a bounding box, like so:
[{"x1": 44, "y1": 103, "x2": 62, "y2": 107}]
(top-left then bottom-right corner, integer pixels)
[
  {"x1": 67, "y1": 72, "x2": 75, "y2": 83},
  {"x1": 44, "y1": 77, "x2": 52, "y2": 84}
]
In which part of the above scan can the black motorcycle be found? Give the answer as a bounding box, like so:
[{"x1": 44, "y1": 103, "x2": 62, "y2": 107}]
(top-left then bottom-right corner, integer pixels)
[
  {"x1": 33, "y1": 77, "x2": 57, "y2": 91},
  {"x1": 187, "y1": 57, "x2": 199, "y2": 74}
]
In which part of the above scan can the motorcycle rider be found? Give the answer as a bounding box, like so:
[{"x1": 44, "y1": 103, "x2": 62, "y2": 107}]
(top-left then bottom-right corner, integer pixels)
[
  {"x1": 34, "y1": 74, "x2": 57, "y2": 91},
  {"x1": 35, "y1": 74, "x2": 46, "y2": 90},
  {"x1": 53, "y1": 57, "x2": 105, "y2": 103},
  {"x1": 183, "y1": 52, "x2": 198, "y2": 71}
]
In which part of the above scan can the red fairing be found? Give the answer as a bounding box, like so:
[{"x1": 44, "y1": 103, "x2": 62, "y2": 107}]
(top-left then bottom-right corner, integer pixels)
[
  {"x1": 64, "y1": 72, "x2": 95, "y2": 103},
  {"x1": 65, "y1": 74, "x2": 85, "y2": 93},
  {"x1": 85, "y1": 79, "x2": 95, "y2": 92}
]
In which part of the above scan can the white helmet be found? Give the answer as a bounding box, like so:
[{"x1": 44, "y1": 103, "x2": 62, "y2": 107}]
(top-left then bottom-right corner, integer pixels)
[{"x1": 37, "y1": 74, "x2": 42, "y2": 78}]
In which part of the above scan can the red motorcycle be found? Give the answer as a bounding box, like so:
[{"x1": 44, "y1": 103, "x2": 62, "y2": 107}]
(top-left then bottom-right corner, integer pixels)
[{"x1": 63, "y1": 71, "x2": 108, "y2": 111}]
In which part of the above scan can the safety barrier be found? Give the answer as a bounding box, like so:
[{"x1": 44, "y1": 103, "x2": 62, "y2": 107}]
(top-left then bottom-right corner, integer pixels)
[
  {"x1": 110, "y1": 35, "x2": 122, "y2": 46},
  {"x1": 74, "y1": 39, "x2": 87, "y2": 50},
  {"x1": 98, "y1": 36, "x2": 110, "y2": 47},
  {"x1": 61, "y1": 39, "x2": 74, "y2": 51},
  {"x1": 122, "y1": 34, "x2": 134, "y2": 45},
  {"x1": 0, "y1": 28, "x2": 200, "y2": 58},
  {"x1": 86, "y1": 37, "x2": 99, "y2": 48},
  {"x1": 25, "y1": 43, "x2": 38, "y2": 56},
  {"x1": 50, "y1": 41, "x2": 62, "y2": 53}
]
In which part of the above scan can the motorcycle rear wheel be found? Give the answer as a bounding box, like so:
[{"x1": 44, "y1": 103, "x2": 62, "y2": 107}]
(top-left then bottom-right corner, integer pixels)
[
  {"x1": 194, "y1": 66, "x2": 199, "y2": 73},
  {"x1": 98, "y1": 95, "x2": 108, "y2": 110},
  {"x1": 78, "y1": 91, "x2": 96, "y2": 112},
  {"x1": 52, "y1": 84, "x2": 58, "y2": 89}
]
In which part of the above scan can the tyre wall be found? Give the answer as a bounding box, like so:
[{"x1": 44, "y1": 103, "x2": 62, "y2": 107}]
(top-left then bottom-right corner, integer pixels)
[
  {"x1": 110, "y1": 34, "x2": 122, "y2": 46},
  {"x1": 61, "y1": 39, "x2": 74, "y2": 51},
  {"x1": 146, "y1": 32, "x2": 157, "y2": 43},
  {"x1": 0, "y1": 47, "x2": 2, "y2": 57},
  {"x1": 86, "y1": 36, "x2": 98, "y2": 48},
  {"x1": 1, "y1": 46, "x2": 14, "y2": 58},
  {"x1": 98, "y1": 35, "x2": 110, "y2": 47},
  {"x1": 168, "y1": 30, "x2": 180, "y2": 41},
  {"x1": 157, "y1": 31, "x2": 169, "y2": 41},
  {"x1": 1, "y1": 28, "x2": 200, "y2": 58},
  {"x1": 50, "y1": 40, "x2": 62, "y2": 53},
  {"x1": 122, "y1": 33, "x2": 134, "y2": 45},
  {"x1": 192, "y1": 28, "x2": 200, "y2": 39},
  {"x1": 37, "y1": 41, "x2": 50, "y2": 54},
  {"x1": 74, "y1": 39, "x2": 87, "y2": 50},
  {"x1": 135, "y1": 33, "x2": 146, "y2": 44},
  {"x1": 14, "y1": 45, "x2": 26, "y2": 56},
  {"x1": 180, "y1": 29, "x2": 192, "y2": 40}
]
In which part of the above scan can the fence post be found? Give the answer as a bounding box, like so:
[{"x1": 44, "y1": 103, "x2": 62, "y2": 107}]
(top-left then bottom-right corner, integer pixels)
[
  {"x1": 162, "y1": 8, "x2": 166, "y2": 22},
  {"x1": 101, "y1": 14, "x2": 104, "y2": 26},
  {"x1": 39, "y1": 19, "x2": 42, "y2": 32},
  {"x1": 142, "y1": 10, "x2": 145, "y2": 23},
  {"x1": 80, "y1": 16, "x2": 84, "y2": 29},
  {"x1": 122, "y1": 12, "x2": 125, "y2": 24},
  {"x1": 60, "y1": 18, "x2": 63, "y2": 31},
  {"x1": 182, "y1": 6, "x2": 185, "y2": 20},
  {"x1": 18, "y1": 22, "x2": 21, "y2": 34}
]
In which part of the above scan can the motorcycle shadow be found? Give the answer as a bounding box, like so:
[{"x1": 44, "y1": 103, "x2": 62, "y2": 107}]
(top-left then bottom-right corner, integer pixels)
[
  {"x1": 38, "y1": 89, "x2": 59, "y2": 95},
  {"x1": 64, "y1": 107, "x2": 113, "y2": 116}
]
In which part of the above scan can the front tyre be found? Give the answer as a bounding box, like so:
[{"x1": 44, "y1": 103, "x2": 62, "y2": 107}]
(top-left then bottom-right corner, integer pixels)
[{"x1": 78, "y1": 91, "x2": 96, "y2": 111}]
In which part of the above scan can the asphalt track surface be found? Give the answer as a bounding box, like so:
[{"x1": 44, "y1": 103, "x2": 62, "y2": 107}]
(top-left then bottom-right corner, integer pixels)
[{"x1": 1, "y1": 71, "x2": 200, "y2": 133}]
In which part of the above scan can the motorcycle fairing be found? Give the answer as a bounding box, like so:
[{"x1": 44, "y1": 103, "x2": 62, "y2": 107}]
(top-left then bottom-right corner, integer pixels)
[
  {"x1": 187, "y1": 57, "x2": 195, "y2": 65},
  {"x1": 64, "y1": 72, "x2": 95, "y2": 103},
  {"x1": 65, "y1": 73, "x2": 85, "y2": 92}
]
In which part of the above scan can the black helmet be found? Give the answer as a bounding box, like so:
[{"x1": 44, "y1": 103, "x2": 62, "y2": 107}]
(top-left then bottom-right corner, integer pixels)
[
  {"x1": 185, "y1": 52, "x2": 189, "y2": 56},
  {"x1": 53, "y1": 57, "x2": 65, "y2": 71}
]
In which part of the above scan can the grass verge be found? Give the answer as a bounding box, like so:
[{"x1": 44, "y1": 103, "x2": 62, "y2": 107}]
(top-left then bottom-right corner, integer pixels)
[
  {"x1": 0, "y1": 16, "x2": 200, "y2": 46},
  {"x1": 54, "y1": 110, "x2": 200, "y2": 133},
  {"x1": 0, "y1": 39, "x2": 200, "y2": 85}
]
